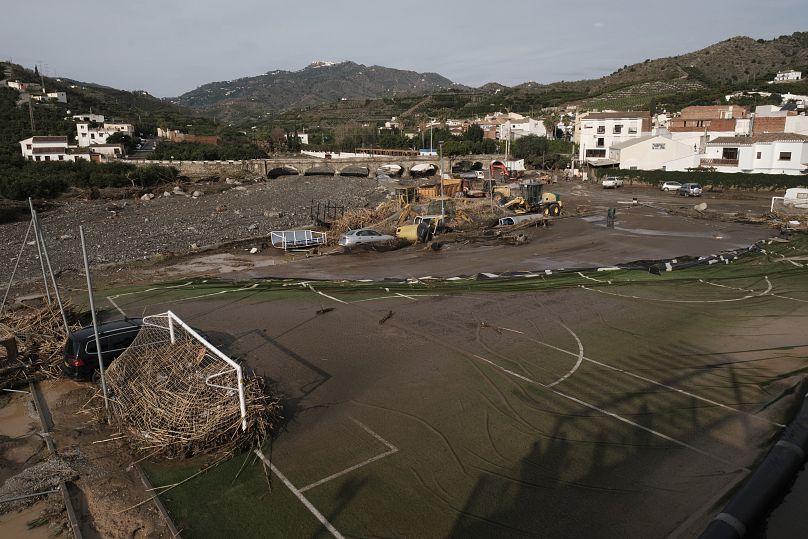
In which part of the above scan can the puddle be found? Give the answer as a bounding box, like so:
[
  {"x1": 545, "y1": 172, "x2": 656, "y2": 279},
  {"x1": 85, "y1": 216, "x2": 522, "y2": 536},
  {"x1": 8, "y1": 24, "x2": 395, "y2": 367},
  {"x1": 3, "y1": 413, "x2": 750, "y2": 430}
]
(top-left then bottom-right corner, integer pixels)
[
  {"x1": 0, "y1": 500, "x2": 56, "y2": 539},
  {"x1": 0, "y1": 394, "x2": 37, "y2": 438}
]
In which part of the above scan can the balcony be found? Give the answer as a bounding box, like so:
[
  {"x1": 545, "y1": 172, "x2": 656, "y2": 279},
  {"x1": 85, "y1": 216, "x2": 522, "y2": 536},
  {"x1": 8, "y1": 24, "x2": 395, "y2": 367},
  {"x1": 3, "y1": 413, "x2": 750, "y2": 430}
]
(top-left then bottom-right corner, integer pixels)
[{"x1": 700, "y1": 158, "x2": 739, "y2": 166}]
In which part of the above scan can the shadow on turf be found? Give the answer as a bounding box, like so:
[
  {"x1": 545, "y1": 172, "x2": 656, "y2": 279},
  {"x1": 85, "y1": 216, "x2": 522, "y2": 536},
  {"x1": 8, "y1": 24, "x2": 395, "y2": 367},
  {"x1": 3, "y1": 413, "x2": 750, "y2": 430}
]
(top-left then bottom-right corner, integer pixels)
[{"x1": 447, "y1": 340, "x2": 806, "y2": 538}]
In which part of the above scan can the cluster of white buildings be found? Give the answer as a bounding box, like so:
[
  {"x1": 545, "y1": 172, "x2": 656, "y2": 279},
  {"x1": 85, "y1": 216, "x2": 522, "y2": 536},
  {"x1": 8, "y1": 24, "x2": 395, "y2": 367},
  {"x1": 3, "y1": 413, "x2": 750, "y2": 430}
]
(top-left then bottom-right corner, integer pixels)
[
  {"x1": 19, "y1": 113, "x2": 133, "y2": 162},
  {"x1": 575, "y1": 104, "x2": 808, "y2": 175},
  {"x1": 5, "y1": 79, "x2": 67, "y2": 103}
]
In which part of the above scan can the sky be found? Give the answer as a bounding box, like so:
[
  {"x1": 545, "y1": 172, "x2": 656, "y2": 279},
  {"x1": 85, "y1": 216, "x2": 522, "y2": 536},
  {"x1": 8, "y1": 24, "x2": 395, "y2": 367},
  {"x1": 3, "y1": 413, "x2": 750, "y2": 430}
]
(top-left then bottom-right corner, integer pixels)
[{"x1": 2, "y1": 0, "x2": 807, "y2": 98}]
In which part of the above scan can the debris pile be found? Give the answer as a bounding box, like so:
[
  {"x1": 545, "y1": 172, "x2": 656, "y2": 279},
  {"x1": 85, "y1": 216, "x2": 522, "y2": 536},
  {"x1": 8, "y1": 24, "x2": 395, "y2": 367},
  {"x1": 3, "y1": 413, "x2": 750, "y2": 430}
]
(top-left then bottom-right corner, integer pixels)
[
  {"x1": 0, "y1": 301, "x2": 81, "y2": 388},
  {"x1": 329, "y1": 200, "x2": 399, "y2": 240},
  {"x1": 104, "y1": 319, "x2": 281, "y2": 458}
]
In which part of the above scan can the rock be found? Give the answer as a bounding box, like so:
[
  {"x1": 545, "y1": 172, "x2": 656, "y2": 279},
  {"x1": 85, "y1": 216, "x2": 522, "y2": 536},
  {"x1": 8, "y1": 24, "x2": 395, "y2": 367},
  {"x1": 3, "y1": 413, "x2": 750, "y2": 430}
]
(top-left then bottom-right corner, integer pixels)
[
  {"x1": 247, "y1": 223, "x2": 258, "y2": 231},
  {"x1": 264, "y1": 210, "x2": 282, "y2": 218},
  {"x1": 163, "y1": 191, "x2": 172, "y2": 197},
  {"x1": 140, "y1": 193, "x2": 155, "y2": 201},
  {"x1": 192, "y1": 190, "x2": 203, "y2": 198},
  {"x1": 215, "y1": 205, "x2": 227, "y2": 212},
  {"x1": 58, "y1": 234, "x2": 72, "y2": 240},
  {"x1": 233, "y1": 186, "x2": 247, "y2": 191},
  {"x1": 172, "y1": 186, "x2": 183, "y2": 193},
  {"x1": 249, "y1": 247, "x2": 259, "y2": 254},
  {"x1": 694, "y1": 202, "x2": 708, "y2": 212},
  {"x1": 190, "y1": 243, "x2": 199, "y2": 249},
  {"x1": 225, "y1": 178, "x2": 241, "y2": 185}
]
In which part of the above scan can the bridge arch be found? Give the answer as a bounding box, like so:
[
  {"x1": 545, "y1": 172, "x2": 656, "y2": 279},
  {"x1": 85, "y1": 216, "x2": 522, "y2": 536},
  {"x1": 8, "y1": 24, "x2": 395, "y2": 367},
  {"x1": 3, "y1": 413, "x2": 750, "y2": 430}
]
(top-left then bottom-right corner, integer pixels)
[
  {"x1": 339, "y1": 165, "x2": 370, "y2": 177},
  {"x1": 267, "y1": 165, "x2": 300, "y2": 179},
  {"x1": 410, "y1": 163, "x2": 438, "y2": 178},
  {"x1": 376, "y1": 163, "x2": 404, "y2": 177},
  {"x1": 304, "y1": 164, "x2": 336, "y2": 176}
]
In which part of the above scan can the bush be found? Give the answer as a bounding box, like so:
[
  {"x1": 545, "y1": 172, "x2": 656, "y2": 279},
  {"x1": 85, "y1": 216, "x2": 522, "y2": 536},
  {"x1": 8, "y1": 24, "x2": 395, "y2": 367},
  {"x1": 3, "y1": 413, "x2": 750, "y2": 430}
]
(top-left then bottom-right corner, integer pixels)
[{"x1": 0, "y1": 161, "x2": 178, "y2": 200}]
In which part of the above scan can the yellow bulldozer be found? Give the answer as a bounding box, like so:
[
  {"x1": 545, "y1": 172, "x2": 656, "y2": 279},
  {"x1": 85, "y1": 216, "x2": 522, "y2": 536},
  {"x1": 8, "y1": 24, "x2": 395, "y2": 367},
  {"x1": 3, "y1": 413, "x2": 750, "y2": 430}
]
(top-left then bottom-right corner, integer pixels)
[{"x1": 493, "y1": 181, "x2": 562, "y2": 216}]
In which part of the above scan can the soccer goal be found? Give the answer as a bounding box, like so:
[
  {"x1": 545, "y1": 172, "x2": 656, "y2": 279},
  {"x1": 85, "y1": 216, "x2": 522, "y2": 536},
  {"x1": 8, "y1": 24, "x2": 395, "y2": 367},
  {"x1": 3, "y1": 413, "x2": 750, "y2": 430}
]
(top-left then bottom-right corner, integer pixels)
[{"x1": 105, "y1": 310, "x2": 252, "y2": 456}]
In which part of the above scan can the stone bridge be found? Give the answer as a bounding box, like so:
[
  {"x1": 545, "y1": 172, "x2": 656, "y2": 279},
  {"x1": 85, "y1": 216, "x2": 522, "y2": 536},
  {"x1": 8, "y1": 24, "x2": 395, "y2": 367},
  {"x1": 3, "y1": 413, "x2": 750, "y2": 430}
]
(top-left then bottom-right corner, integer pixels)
[{"x1": 127, "y1": 154, "x2": 502, "y2": 181}]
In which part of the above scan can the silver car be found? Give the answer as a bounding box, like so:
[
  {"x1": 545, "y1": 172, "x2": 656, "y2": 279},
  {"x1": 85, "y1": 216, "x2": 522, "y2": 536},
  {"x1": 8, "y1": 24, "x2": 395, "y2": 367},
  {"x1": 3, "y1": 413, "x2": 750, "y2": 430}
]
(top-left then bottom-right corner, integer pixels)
[{"x1": 338, "y1": 228, "x2": 396, "y2": 247}]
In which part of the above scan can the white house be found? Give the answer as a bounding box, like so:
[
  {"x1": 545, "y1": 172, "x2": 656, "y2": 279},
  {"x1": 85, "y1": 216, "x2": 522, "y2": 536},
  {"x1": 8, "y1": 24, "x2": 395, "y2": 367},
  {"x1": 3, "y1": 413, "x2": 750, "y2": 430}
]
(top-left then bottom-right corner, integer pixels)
[
  {"x1": 296, "y1": 133, "x2": 309, "y2": 145},
  {"x1": 73, "y1": 113, "x2": 105, "y2": 123},
  {"x1": 702, "y1": 133, "x2": 808, "y2": 175},
  {"x1": 500, "y1": 117, "x2": 548, "y2": 141},
  {"x1": 577, "y1": 111, "x2": 652, "y2": 164},
  {"x1": 76, "y1": 120, "x2": 134, "y2": 147},
  {"x1": 30, "y1": 91, "x2": 67, "y2": 104},
  {"x1": 773, "y1": 70, "x2": 802, "y2": 83},
  {"x1": 87, "y1": 144, "x2": 125, "y2": 159},
  {"x1": 18, "y1": 136, "x2": 90, "y2": 162},
  {"x1": 609, "y1": 134, "x2": 699, "y2": 172}
]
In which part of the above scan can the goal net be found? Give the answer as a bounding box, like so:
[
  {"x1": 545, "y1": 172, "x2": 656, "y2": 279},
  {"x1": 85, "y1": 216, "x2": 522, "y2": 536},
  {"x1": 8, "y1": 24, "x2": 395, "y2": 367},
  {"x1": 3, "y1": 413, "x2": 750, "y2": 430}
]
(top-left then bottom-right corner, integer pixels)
[{"x1": 105, "y1": 310, "x2": 278, "y2": 457}]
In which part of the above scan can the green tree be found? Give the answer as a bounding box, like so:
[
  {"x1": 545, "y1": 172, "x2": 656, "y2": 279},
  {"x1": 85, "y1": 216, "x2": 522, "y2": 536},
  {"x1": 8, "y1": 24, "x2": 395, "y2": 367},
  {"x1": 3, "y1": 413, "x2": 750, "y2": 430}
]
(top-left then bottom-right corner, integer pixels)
[{"x1": 464, "y1": 124, "x2": 484, "y2": 142}]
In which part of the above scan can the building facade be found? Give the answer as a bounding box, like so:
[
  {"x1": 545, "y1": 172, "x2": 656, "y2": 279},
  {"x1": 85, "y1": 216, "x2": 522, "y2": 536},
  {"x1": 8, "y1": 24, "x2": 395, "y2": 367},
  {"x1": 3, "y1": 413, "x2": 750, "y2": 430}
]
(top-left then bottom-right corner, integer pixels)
[
  {"x1": 701, "y1": 133, "x2": 808, "y2": 175},
  {"x1": 577, "y1": 111, "x2": 652, "y2": 164}
]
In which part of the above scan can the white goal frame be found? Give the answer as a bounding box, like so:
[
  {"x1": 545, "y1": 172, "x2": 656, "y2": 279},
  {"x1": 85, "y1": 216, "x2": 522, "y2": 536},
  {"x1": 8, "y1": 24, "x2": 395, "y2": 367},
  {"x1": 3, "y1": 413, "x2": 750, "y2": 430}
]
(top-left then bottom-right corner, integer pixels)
[{"x1": 145, "y1": 310, "x2": 248, "y2": 431}]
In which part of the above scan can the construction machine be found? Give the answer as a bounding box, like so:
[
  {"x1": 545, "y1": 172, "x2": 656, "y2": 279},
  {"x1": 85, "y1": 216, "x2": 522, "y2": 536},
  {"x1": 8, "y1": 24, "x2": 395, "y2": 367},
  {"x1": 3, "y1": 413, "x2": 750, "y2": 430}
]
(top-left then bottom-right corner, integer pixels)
[{"x1": 498, "y1": 181, "x2": 562, "y2": 216}]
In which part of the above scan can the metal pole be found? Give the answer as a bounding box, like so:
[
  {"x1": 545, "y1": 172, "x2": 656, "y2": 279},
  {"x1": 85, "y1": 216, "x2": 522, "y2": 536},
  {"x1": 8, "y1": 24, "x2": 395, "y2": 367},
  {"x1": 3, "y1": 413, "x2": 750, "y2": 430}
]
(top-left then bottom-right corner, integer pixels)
[
  {"x1": 80, "y1": 226, "x2": 109, "y2": 412},
  {"x1": 0, "y1": 220, "x2": 33, "y2": 317},
  {"x1": 28, "y1": 199, "x2": 51, "y2": 304},
  {"x1": 33, "y1": 210, "x2": 70, "y2": 334}
]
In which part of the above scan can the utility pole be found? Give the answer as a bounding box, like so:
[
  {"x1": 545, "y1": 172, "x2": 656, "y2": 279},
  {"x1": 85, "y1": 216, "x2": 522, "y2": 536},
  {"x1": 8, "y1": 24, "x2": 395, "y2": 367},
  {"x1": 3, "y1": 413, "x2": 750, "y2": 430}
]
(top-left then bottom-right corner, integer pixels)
[{"x1": 28, "y1": 100, "x2": 35, "y2": 134}]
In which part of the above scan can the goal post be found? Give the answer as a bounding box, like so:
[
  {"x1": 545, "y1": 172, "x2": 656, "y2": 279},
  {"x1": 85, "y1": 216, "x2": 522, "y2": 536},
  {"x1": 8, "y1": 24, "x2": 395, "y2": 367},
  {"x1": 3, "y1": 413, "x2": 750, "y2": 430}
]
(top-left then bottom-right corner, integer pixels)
[{"x1": 163, "y1": 310, "x2": 248, "y2": 431}]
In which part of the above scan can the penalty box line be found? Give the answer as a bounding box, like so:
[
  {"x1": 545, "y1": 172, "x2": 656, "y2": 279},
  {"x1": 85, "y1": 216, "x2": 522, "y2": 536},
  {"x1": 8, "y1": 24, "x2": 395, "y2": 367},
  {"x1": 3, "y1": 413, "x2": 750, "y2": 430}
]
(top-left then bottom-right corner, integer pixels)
[
  {"x1": 299, "y1": 418, "x2": 399, "y2": 493},
  {"x1": 254, "y1": 449, "x2": 345, "y2": 539}
]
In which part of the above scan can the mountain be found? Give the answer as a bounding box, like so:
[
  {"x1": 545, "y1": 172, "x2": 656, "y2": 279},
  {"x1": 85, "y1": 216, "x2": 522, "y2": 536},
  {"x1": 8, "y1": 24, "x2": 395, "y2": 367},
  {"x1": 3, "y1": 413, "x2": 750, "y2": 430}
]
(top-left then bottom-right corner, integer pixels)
[{"x1": 171, "y1": 61, "x2": 465, "y2": 123}]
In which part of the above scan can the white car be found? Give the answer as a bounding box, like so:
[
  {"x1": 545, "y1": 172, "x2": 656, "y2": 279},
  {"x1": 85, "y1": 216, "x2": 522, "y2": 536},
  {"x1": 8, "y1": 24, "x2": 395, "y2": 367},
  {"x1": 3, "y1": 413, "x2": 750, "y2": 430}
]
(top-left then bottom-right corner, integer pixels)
[
  {"x1": 660, "y1": 181, "x2": 682, "y2": 192},
  {"x1": 601, "y1": 176, "x2": 624, "y2": 189},
  {"x1": 338, "y1": 229, "x2": 396, "y2": 247}
]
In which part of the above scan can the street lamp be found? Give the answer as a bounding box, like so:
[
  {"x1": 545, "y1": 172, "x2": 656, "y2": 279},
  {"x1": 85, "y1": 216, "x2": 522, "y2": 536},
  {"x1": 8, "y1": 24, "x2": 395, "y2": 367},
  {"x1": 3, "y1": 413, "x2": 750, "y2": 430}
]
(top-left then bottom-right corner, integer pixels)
[{"x1": 438, "y1": 140, "x2": 445, "y2": 217}]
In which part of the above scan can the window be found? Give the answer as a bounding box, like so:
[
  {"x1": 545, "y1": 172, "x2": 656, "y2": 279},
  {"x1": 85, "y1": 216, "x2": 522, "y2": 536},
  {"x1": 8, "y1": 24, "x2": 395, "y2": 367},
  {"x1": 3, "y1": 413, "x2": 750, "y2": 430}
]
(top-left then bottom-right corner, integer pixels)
[
  {"x1": 628, "y1": 127, "x2": 637, "y2": 134},
  {"x1": 58, "y1": 155, "x2": 64, "y2": 161},
  {"x1": 597, "y1": 126, "x2": 605, "y2": 134},
  {"x1": 26, "y1": 144, "x2": 31, "y2": 149},
  {"x1": 630, "y1": 166, "x2": 638, "y2": 170},
  {"x1": 44, "y1": 156, "x2": 50, "y2": 161},
  {"x1": 613, "y1": 125, "x2": 623, "y2": 134},
  {"x1": 779, "y1": 152, "x2": 792, "y2": 161},
  {"x1": 597, "y1": 138, "x2": 605, "y2": 147},
  {"x1": 585, "y1": 149, "x2": 606, "y2": 158},
  {"x1": 756, "y1": 151, "x2": 761, "y2": 159},
  {"x1": 722, "y1": 147, "x2": 739, "y2": 160},
  {"x1": 90, "y1": 133, "x2": 95, "y2": 139}
]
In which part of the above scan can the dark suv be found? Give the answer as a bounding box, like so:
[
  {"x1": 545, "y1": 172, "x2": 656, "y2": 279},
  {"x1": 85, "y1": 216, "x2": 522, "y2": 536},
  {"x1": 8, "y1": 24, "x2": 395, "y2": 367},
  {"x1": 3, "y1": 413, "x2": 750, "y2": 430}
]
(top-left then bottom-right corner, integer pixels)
[{"x1": 63, "y1": 318, "x2": 143, "y2": 379}]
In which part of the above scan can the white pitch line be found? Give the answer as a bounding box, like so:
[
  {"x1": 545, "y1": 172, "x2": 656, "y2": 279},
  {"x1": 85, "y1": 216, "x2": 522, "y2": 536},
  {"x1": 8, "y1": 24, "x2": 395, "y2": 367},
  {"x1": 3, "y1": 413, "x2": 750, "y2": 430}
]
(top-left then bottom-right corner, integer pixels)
[
  {"x1": 546, "y1": 323, "x2": 584, "y2": 388},
  {"x1": 577, "y1": 271, "x2": 612, "y2": 285},
  {"x1": 395, "y1": 292, "x2": 417, "y2": 301},
  {"x1": 348, "y1": 294, "x2": 440, "y2": 304},
  {"x1": 253, "y1": 450, "x2": 345, "y2": 539},
  {"x1": 470, "y1": 354, "x2": 748, "y2": 472},
  {"x1": 520, "y1": 334, "x2": 785, "y2": 428},
  {"x1": 299, "y1": 418, "x2": 398, "y2": 493},
  {"x1": 151, "y1": 283, "x2": 259, "y2": 305},
  {"x1": 700, "y1": 276, "x2": 772, "y2": 297},
  {"x1": 107, "y1": 281, "x2": 194, "y2": 300},
  {"x1": 106, "y1": 296, "x2": 127, "y2": 317},
  {"x1": 308, "y1": 285, "x2": 347, "y2": 304},
  {"x1": 580, "y1": 284, "x2": 760, "y2": 303}
]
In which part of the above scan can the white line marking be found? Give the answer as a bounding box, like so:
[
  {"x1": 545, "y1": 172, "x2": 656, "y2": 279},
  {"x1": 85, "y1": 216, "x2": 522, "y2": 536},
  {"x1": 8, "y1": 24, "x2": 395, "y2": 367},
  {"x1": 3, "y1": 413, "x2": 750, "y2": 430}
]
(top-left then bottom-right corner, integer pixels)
[
  {"x1": 107, "y1": 296, "x2": 127, "y2": 317},
  {"x1": 253, "y1": 450, "x2": 345, "y2": 539},
  {"x1": 470, "y1": 354, "x2": 748, "y2": 472},
  {"x1": 107, "y1": 281, "x2": 194, "y2": 300},
  {"x1": 148, "y1": 283, "x2": 259, "y2": 305},
  {"x1": 577, "y1": 271, "x2": 612, "y2": 284},
  {"x1": 348, "y1": 294, "x2": 440, "y2": 304},
  {"x1": 395, "y1": 292, "x2": 417, "y2": 301},
  {"x1": 308, "y1": 285, "x2": 347, "y2": 304},
  {"x1": 546, "y1": 323, "x2": 584, "y2": 388},
  {"x1": 299, "y1": 418, "x2": 398, "y2": 493},
  {"x1": 581, "y1": 284, "x2": 759, "y2": 303},
  {"x1": 518, "y1": 334, "x2": 785, "y2": 428}
]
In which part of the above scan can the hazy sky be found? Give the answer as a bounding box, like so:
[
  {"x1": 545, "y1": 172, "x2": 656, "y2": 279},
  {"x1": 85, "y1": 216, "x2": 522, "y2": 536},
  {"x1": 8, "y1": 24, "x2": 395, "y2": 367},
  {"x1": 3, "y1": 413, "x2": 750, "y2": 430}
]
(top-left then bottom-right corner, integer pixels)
[{"x1": 2, "y1": 1, "x2": 807, "y2": 98}]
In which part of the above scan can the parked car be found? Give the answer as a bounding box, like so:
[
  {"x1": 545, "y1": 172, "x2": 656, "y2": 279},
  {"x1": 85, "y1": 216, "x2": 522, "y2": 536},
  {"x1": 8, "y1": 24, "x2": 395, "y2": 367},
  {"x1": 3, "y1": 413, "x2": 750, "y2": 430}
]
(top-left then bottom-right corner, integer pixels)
[
  {"x1": 678, "y1": 183, "x2": 703, "y2": 197},
  {"x1": 601, "y1": 176, "x2": 624, "y2": 189},
  {"x1": 660, "y1": 181, "x2": 682, "y2": 192},
  {"x1": 338, "y1": 228, "x2": 396, "y2": 247},
  {"x1": 63, "y1": 318, "x2": 143, "y2": 379}
]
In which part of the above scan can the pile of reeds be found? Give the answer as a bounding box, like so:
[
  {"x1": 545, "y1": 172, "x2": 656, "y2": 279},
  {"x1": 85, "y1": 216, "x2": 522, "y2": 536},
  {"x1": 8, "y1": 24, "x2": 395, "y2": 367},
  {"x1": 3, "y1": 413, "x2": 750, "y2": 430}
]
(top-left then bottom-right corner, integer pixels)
[
  {"x1": 0, "y1": 301, "x2": 81, "y2": 388},
  {"x1": 328, "y1": 200, "x2": 400, "y2": 242},
  {"x1": 104, "y1": 327, "x2": 281, "y2": 459}
]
